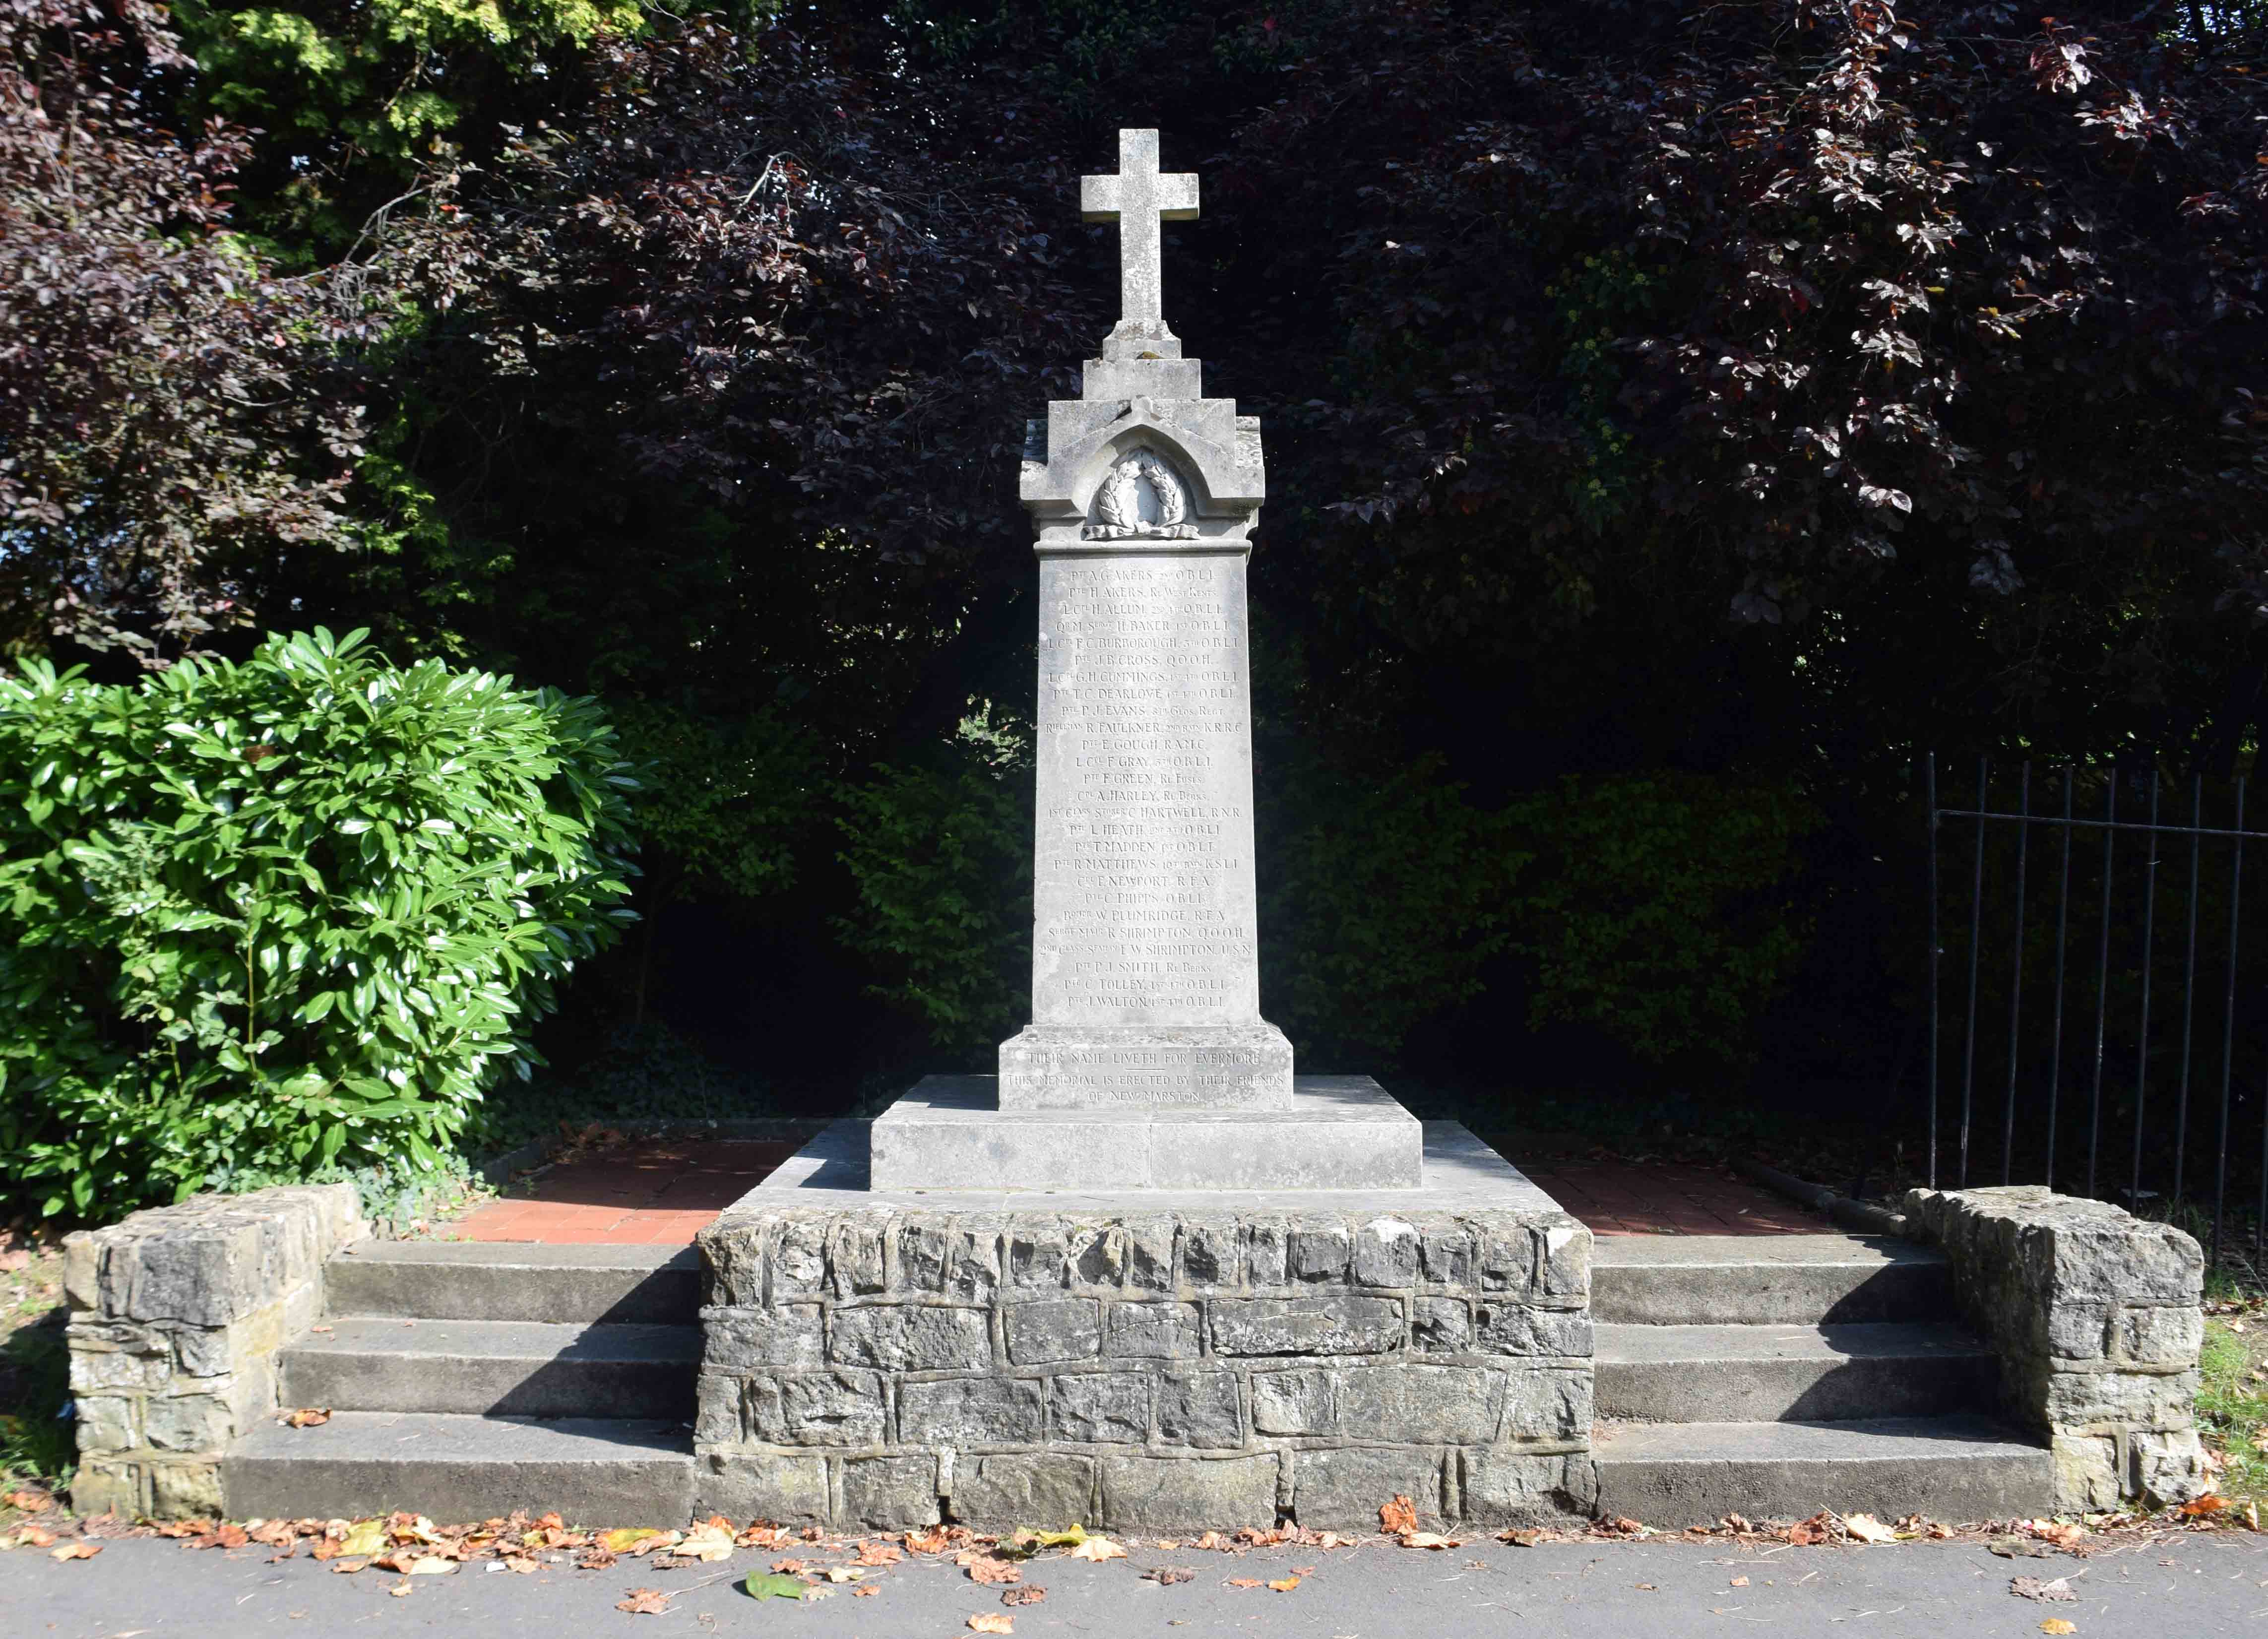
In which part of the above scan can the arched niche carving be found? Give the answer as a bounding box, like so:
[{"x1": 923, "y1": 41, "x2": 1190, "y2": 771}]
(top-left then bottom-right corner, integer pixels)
[{"x1": 1082, "y1": 443, "x2": 1199, "y2": 541}]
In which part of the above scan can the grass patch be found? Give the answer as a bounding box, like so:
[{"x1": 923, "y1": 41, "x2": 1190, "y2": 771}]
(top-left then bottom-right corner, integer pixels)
[
  {"x1": 2198, "y1": 1313, "x2": 2268, "y2": 1505},
  {"x1": 0, "y1": 1241, "x2": 72, "y2": 1500}
]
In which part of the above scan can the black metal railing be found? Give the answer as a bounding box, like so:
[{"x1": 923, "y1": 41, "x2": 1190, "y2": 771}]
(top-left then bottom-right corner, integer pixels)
[{"x1": 1925, "y1": 755, "x2": 2268, "y2": 1265}]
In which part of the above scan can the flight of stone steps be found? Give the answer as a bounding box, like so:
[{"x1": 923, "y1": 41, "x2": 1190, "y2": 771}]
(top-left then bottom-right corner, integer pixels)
[
  {"x1": 223, "y1": 1231, "x2": 2058, "y2": 1527},
  {"x1": 226, "y1": 1242, "x2": 705, "y2": 1523},
  {"x1": 1590, "y1": 1234, "x2": 2055, "y2": 1521}
]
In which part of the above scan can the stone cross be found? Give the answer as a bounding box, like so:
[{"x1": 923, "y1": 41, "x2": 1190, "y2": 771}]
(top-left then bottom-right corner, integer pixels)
[{"x1": 1081, "y1": 129, "x2": 1198, "y2": 349}]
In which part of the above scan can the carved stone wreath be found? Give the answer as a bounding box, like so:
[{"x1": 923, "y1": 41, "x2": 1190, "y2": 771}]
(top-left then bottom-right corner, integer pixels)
[{"x1": 1084, "y1": 446, "x2": 1198, "y2": 540}]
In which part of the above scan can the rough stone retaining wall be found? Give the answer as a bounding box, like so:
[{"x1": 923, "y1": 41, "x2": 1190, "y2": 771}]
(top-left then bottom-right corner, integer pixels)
[
  {"x1": 1904, "y1": 1184, "x2": 2206, "y2": 1510},
  {"x1": 64, "y1": 1184, "x2": 366, "y2": 1517},
  {"x1": 693, "y1": 1205, "x2": 1596, "y2": 1532}
]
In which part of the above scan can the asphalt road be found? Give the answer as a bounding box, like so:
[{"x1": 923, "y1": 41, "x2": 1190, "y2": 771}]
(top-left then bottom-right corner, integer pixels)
[{"x1": 5, "y1": 1532, "x2": 2268, "y2": 1638}]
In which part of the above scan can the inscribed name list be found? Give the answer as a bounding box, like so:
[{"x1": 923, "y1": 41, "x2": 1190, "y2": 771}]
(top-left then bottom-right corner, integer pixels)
[{"x1": 1031, "y1": 552, "x2": 1262, "y2": 1029}]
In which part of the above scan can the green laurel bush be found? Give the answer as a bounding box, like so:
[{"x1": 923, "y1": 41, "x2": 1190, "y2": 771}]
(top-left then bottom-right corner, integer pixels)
[{"x1": 0, "y1": 630, "x2": 638, "y2": 1219}]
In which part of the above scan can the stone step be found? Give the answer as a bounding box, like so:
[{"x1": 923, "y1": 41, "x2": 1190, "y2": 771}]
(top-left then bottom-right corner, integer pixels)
[
  {"x1": 324, "y1": 1241, "x2": 701, "y2": 1325},
  {"x1": 1591, "y1": 1235, "x2": 1952, "y2": 1326},
  {"x1": 1594, "y1": 1323, "x2": 1996, "y2": 1423},
  {"x1": 1594, "y1": 1415, "x2": 2056, "y2": 1526},
  {"x1": 280, "y1": 1319, "x2": 699, "y2": 1419},
  {"x1": 225, "y1": 1411, "x2": 694, "y2": 1526}
]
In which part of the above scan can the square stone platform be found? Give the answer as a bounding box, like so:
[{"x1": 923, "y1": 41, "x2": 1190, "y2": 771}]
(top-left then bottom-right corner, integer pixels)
[
  {"x1": 691, "y1": 1113, "x2": 1596, "y2": 1532},
  {"x1": 870, "y1": 1074, "x2": 1424, "y2": 1193}
]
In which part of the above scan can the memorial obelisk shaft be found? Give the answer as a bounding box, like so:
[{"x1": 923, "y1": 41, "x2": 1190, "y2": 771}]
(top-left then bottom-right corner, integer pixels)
[{"x1": 997, "y1": 129, "x2": 1295, "y2": 1110}]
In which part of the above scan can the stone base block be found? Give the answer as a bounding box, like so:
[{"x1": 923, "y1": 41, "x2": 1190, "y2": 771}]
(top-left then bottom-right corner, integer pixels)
[
  {"x1": 871, "y1": 1074, "x2": 1424, "y2": 1192},
  {"x1": 694, "y1": 1120, "x2": 1591, "y2": 1532},
  {"x1": 999, "y1": 1023, "x2": 1294, "y2": 1111}
]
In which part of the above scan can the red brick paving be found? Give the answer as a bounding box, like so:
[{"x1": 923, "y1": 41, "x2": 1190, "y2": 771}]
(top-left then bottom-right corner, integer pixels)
[
  {"x1": 1512, "y1": 1154, "x2": 1831, "y2": 1237},
  {"x1": 452, "y1": 1139, "x2": 799, "y2": 1245},
  {"x1": 447, "y1": 1134, "x2": 1831, "y2": 1244}
]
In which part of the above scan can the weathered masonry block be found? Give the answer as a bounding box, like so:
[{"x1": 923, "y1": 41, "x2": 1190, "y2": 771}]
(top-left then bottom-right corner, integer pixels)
[
  {"x1": 693, "y1": 1202, "x2": 1596, "y2": 1532},
  {"x1": 65, "y1": 1184, "x2": 366, "y2": 1518},
  {"x1": 1904, "y1": 1185, "x2": 2206, "y2": 1511}
]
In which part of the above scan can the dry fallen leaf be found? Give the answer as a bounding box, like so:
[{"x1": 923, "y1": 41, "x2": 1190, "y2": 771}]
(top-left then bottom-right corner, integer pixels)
[
  {"x1": 1499, "y1": 1527, "x2": 1546, "y2": 1548},
  {"x1": 2, "y1": 1490, "x2": 52, "y2": 1513},
  {"x1": 678, "y1": 1523, "x2": 734, "y2": 1563},
  {"x1": 602, "y1": 1528, "x2": 681, "y2": 1556},
  {"x1": 2012, "y1": 1576, "x2": 2079, "y2": 1602},
  {"x1": 406, "y1": 1556, "x2": 456, "y2": 1576},
  {"x1": 1784, "y1": 1513, "x2": 1832, "y2": 1546},
  {"x1": 1730, "y1": 1576, "x2": 1749, "y2": 1587},
  {"x1": 1844, "y1": 1513, "x2": 1899, "y2": 1544},
  {"x1": 2040, "y1": 1621, "x2": 2078, "y2": 1636},
  {"x1": 388, "y1": 1583, "x2": 413, "y2": 1598},
  {"x1": 967, "y1": 1614, "x2": 1014, "y2": 1634},
  {"x1": 1143, "y1": 1567, "x2": 1195, "y2": 1585},
  {"x1": 502, "y1": 1556, "x2": 540, "y2": 1575},
  {"x1": 1379, "y1": 1496, "x2": 1420, "y2": 1535},
  {"x1": 822, "y1": 1566, "x2": 863, "y2": 1583},
  {"x1": 1267, "y1": 1576, "x2": 1301, "y2": 1592},
  {"x1": 854, "y1": 1540, "x2": 904, "y2": 1566},
  {"x1": 50, "y1": 1542, "x2": 102, "y2": 1562},
  {"x1": 1067, "y1": 1536, "x2": 1127, "y2": 1562},
  {"x1": 617, "y1": 1588, "x2": 671, "y2": 1615},
  {"x1": 281, "y1": 1408, "x2": 331, "y2": 1429},
  {"x1": 2178, "y1": 1495, "x2": 2229, "y2": 1518},
  {"x1": 966, "y1": 1554, "x2": 1022, "y2": 1586},
  {"x1": 1003, "y1": 1585, "x2": 1047, "y2": 1607},
  {"x1": 905, "y1": 1527, "x2": 949, "y2": 1555},
  {"x1": 1401, "y1": 1532, "x2": 1457, "y2": 1551},
  {"x1": 1226, "y1": 1577, "x2": 1264, "y2": 1588},
  {"x1": 1193, "y1": 1531, "x2": 1223, "y2": 1552},
  {"x1": 851, "y1": 1585, "x2": 878, "y2": 1598}
]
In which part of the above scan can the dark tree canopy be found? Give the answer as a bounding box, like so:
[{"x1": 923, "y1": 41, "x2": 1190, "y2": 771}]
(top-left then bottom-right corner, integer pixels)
[{"x1": 9, "y1": 0, "x2": 2268, "y2": 1090}]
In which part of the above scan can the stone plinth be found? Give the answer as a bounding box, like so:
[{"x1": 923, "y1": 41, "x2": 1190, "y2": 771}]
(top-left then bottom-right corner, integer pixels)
[
  {"x1": 1904, "y1": 1185, "x2": 2206, "y2": 1510},
  {"x1": 872, "y1": 1074, "x2": 1423, "y2": 1193},
  {"x1": 64, "y1": 1183, "x2": 367, "y2": 1517},
  {"x1": 692, "y1": 1121, "x2": 1595, "y2": 1532}
]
